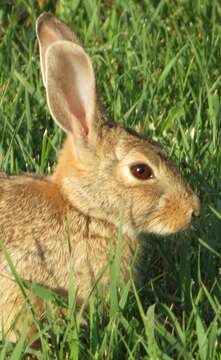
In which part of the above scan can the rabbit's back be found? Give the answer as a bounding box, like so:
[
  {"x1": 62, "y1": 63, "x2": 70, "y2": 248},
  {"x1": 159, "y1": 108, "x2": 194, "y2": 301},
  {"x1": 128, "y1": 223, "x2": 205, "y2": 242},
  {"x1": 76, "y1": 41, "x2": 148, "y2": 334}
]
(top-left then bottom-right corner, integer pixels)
[{"x1": 0, "y1": 176, "x2": 71, "y2": 285}]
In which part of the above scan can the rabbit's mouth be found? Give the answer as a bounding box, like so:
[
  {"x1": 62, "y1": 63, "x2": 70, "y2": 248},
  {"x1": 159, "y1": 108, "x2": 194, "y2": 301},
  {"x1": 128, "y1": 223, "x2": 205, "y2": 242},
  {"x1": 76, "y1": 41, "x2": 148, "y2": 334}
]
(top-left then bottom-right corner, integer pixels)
[{"x1": 139, "y1": 195, "x2": 199, "y2": 236}]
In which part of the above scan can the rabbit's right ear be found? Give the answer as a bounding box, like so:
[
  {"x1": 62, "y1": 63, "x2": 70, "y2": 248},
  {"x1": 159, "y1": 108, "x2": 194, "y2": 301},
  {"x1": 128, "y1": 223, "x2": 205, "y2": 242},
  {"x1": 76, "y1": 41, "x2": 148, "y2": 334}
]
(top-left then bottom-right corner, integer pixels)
[{"x1": 36, "y1": 13, "x2": 96, "y2": 139}]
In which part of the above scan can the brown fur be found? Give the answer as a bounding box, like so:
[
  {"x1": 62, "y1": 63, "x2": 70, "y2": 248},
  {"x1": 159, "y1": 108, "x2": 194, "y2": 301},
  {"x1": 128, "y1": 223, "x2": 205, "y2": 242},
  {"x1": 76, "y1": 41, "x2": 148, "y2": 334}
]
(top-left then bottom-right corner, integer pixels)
[{"x1": 0, "y1": 13, "x2": 200, "y2": 342}]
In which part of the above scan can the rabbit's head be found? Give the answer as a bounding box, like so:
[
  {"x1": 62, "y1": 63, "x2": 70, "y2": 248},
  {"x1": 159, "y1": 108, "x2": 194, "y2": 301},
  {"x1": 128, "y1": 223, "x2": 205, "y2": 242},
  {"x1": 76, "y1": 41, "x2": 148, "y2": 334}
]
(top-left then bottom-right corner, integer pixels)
[{"x1": 37, "y1": 14, "x2": 200, "y2": 238}]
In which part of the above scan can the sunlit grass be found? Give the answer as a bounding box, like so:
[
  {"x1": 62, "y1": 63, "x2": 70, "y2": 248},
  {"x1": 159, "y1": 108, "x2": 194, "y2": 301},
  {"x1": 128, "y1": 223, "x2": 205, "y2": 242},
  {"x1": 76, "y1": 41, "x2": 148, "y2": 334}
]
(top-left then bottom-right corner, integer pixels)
[{"x1": 0, "y1": 0, "x2": 221, "y2": 358}]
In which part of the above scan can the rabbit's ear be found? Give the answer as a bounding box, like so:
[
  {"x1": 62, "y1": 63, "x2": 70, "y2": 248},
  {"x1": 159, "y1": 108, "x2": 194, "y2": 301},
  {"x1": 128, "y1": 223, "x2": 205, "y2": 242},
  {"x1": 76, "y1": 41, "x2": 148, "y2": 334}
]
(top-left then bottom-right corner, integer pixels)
[
  {"x1": 36, "y1": 13, "x2": 80, "y2": 86},
  {"x1": 45, "y1": 41, "x2": 95, "y2": 137},
  {"x1": 36, "y1": 14, "x2": 95, "y2": 138}
]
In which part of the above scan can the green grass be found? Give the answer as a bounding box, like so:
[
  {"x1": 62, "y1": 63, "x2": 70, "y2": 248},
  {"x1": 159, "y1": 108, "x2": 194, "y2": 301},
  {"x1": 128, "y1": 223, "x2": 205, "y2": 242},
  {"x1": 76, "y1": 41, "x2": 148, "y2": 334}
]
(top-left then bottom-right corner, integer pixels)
[{"x1": 0, "y1": 0, "x2": 221, "y2": 358}]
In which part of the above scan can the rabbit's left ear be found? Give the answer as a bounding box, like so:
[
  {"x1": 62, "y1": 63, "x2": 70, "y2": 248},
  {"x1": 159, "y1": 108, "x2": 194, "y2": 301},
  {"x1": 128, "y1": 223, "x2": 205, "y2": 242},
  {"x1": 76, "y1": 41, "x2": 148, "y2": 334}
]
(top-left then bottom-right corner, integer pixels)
[
  {"x1": 36, "y1": 13, "x2": 96, "y2": 138},
  {"x1": 36, "y1": 13, "x2": 80, "y2": 86}
]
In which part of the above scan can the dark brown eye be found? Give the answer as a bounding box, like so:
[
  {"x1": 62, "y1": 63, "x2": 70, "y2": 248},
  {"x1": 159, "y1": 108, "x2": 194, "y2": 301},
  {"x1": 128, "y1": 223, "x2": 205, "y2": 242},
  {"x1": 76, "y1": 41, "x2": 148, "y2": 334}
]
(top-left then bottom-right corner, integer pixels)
[{"x1": 130, "y1": 163, "x2": 153, "y2": 180}]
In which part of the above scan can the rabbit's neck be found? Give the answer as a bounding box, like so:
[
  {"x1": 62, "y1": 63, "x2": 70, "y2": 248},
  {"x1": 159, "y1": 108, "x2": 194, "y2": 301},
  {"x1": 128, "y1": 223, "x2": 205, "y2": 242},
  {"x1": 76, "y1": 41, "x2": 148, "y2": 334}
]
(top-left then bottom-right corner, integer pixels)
[{"x1": 68, "y1": 210, "x2": 143, "y2": 292}]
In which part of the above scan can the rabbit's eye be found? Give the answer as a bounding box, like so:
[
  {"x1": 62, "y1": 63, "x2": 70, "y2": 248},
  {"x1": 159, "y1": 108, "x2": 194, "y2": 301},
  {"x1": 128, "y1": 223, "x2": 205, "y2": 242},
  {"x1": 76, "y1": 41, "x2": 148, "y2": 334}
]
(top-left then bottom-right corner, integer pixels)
[{"x1": 130, "y1": 163, "x2": 153, "y2": 180}]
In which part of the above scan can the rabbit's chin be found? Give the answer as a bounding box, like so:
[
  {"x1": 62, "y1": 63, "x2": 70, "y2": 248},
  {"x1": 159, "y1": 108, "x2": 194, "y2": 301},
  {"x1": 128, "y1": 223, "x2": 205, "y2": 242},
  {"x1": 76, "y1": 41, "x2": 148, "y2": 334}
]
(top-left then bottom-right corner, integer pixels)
[
  {"x1": 119, "y1": 217, "x2": 190, "y2": 241},
  {"x1": 132, "y1": 211, "x2": 193, "y2": 237},
  {"x1": 138, "y1": 215, "x2": 192, "y2": 237},
  {"x1": 146, "y1": 222, "x2": 190, "y2": 236}
]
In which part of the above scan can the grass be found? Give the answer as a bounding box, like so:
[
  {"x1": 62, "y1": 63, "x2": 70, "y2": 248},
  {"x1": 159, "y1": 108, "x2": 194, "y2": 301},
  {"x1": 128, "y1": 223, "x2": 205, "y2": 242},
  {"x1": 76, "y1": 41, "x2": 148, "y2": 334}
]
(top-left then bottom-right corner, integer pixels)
[{"x1": 0, "y1": 0, "x2": 221, "y2": 358}]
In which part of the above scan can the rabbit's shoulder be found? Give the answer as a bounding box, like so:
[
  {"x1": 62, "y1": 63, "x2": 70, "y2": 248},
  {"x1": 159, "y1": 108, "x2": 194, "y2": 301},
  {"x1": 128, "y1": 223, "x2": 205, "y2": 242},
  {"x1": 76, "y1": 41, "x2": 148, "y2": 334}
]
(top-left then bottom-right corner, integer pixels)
[{"x1": 0, "y1": 175, "x2": 69, "y2": 241}]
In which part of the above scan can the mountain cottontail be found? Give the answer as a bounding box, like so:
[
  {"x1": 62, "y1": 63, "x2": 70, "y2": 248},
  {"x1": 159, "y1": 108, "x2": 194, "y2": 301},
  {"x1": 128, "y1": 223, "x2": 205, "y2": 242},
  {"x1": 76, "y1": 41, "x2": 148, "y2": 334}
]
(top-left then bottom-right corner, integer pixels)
[{"x1": 0, "y1": 13, "x2": 200, "y2": 342}]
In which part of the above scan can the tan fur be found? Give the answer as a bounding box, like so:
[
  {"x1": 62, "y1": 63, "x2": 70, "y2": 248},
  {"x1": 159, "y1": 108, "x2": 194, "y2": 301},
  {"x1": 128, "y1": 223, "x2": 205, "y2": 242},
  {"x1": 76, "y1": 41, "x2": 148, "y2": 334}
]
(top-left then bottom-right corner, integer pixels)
[{"x1": 0, "y1": 13, "x2": 200, "y2": 342}]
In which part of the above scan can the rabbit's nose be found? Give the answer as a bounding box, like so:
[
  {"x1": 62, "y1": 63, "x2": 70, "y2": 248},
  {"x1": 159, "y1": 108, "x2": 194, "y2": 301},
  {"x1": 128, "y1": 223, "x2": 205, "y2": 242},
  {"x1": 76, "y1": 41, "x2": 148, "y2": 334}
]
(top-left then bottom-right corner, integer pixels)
[{"x1": 191, "y1": 195, "x2": 200, "y2": 218}]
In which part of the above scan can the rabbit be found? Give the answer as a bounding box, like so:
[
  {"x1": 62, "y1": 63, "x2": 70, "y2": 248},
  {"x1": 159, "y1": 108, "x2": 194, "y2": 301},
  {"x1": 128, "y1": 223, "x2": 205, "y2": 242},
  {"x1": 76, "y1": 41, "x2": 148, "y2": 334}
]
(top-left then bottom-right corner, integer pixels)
[{"x1": 0, "y1": 13, "x2": 200, "y2": 343}]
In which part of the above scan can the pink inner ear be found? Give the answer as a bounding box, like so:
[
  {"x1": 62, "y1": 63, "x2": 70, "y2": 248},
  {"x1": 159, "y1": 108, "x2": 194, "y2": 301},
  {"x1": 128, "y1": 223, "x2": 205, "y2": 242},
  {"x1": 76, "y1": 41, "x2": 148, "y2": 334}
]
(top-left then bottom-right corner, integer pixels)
[
  {"x1": 58, "y1": 56, "x2": 89, "y2": 136},
  {"x1": 45, "y1": 41, "x2": 95, "y2": 137},
  {"x1": 73, "y1": 114, "x2": 88, "y2": 136}
]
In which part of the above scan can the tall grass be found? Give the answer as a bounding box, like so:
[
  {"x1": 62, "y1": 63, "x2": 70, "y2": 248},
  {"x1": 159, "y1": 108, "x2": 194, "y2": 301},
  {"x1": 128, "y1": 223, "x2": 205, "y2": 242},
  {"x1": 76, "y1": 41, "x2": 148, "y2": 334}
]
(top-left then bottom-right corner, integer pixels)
[{"x1": 0, "y1": 0, "x2": 221, "y2": 358}]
